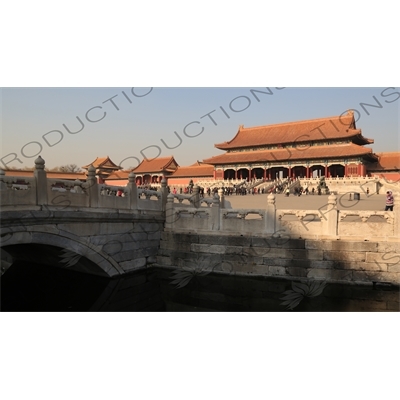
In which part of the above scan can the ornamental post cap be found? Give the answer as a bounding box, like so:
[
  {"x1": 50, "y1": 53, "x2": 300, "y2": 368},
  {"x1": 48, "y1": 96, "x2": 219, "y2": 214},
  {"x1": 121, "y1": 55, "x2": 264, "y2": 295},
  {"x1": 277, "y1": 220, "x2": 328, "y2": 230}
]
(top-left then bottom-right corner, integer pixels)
[{"x1": 35, "y1": 156, "x2": 45, "y2": 166}]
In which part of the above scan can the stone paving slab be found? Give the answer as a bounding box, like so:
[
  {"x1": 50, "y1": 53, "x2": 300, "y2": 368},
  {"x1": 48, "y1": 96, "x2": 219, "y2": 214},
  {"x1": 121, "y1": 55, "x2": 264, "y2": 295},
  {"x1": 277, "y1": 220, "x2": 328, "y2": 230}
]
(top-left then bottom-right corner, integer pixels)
[{"x1": 215, "y1": 193, "x2": 389, "y2": 211}]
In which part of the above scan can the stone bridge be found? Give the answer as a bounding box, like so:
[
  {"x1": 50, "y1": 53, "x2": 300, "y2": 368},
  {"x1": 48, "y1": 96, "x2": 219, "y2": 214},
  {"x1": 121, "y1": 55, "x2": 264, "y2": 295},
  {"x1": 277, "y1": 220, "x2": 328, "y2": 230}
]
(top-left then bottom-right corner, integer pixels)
[
  {"x1": 1, "y1": 209, "x2": 164, "y2": 277},
  {"x1": 1, "y1": 157, "x2": 399, "y2": 286},
  {"x1": 0, "y1": 157, "x2": 166, "y2": 277}
]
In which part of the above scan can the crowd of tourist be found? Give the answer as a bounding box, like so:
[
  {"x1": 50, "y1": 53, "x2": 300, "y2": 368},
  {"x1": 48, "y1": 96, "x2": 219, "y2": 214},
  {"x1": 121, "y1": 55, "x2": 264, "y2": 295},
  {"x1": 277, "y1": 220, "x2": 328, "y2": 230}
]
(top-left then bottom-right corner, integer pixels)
[{"x1": 99, "y1": 181, "x2": 395, "y2": 211}]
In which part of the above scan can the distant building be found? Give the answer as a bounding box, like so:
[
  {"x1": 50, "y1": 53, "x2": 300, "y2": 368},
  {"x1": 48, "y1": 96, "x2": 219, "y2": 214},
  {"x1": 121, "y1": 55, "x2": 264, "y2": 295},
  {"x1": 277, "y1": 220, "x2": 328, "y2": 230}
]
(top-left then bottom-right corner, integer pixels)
[
  {"x1": 368, "y1": 151, "x2": 400, "y2": 182},
  {"x1": 105, "y1": 156, "x2": 179, "y2": 186},
  {"x1": 91, "y1": 112, "x2": 399, "y2": 188},
  {"x1": 132, "y1": 156, "x2": 178, "y2": 185},
  {"x1": 203, "y1": 110, "x2": 378, "y2": 180},
  {"x1": 82, "y1": 156, "x2": 121, "y2": 183},
  {"x1": 167, "y1": 161, "x2": 214, "y2": 186}
]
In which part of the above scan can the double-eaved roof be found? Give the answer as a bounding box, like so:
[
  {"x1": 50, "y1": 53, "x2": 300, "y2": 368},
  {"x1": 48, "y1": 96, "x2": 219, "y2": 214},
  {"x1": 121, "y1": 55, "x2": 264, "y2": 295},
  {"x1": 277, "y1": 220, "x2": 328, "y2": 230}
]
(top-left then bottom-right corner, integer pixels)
[
  {"x1": 214, "y1": 110, "x2": 374, "y2": 151},
  {"x1": 203, "y1": 143, "x2": 377, "y2": 165},
  {"x1": 203, "y1": 111, "x2": 377, "y2": 166}
]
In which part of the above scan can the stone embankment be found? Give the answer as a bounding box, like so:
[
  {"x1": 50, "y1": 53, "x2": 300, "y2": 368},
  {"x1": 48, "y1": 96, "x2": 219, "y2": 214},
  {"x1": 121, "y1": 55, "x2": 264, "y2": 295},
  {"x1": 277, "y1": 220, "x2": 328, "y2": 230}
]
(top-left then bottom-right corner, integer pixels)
[{"x1": 156, "y1": 232, "x2": 400, "y2": 286}]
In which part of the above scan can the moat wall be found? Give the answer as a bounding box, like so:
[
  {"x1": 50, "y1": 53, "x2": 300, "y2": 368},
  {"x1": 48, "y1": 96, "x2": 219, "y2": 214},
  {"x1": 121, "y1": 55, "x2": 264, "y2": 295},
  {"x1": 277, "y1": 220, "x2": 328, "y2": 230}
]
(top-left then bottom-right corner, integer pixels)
[{"x1": 156, "y1": 232, "x2": 400, "y2": 285}]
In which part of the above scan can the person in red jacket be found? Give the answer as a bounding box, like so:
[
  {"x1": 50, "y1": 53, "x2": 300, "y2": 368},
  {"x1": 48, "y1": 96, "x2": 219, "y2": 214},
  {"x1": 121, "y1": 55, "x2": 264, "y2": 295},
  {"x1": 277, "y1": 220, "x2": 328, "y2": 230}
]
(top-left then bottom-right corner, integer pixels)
[{"x1": 385, "y1": 191, "x2": 394, "y2": 211}]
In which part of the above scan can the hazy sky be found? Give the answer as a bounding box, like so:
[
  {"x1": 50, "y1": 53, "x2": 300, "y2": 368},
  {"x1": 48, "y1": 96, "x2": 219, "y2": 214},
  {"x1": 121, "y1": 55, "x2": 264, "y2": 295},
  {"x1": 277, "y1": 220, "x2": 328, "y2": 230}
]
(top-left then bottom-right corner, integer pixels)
[{"x1": 1, "y1": 87, "x2": 399, "y2": 170}]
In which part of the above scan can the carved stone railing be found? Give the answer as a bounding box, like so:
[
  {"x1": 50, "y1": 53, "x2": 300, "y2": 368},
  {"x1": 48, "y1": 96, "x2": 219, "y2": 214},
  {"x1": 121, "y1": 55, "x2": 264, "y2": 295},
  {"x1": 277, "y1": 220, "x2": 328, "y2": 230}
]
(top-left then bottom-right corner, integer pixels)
[
  {"x1": 298, "y1": 176, "x2": 384, "y2": 195},
  {"x1": 165, "y1": 190, "x2": 399, "y2": 240},
  {"x1": 0, "y1": 156, "x2": 168, "y2": 213}
]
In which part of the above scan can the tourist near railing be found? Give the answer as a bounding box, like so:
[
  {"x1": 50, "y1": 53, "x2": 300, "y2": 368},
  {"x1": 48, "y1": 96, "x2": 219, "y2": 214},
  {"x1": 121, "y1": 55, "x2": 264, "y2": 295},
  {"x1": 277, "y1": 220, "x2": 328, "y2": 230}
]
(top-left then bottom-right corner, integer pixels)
[
  {"x1": 195, "y1": 179, "x2": 246, "y2": 188},
  {"x1": 0, "y1": 156, "x2": 167, "y2": 212},
  {"x1": 165, "y1": 188, "x2": 400, "y2": 240}
]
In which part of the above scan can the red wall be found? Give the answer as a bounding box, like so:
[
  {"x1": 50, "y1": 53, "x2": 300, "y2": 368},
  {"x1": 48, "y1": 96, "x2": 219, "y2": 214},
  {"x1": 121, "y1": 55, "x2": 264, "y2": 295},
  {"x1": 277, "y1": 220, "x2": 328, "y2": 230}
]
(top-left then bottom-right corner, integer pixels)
[
  {"x1": 370, "y1": 173, "x2": 400, "y2": 183},
  {"x1": 167, "y1": 177, "x2": 211, "y2": 186}
]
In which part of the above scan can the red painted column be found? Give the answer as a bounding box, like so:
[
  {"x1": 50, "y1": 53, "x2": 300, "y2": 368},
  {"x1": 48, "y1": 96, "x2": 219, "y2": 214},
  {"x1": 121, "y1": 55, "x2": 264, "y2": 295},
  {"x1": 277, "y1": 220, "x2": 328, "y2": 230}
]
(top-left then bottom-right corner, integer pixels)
[
  {"x1": 213, "y1": 169, "x2": 216, "y2": 180},
  {"x1": 235, "y1": 170, "x2": 237, "y2": 179},
  {"x1": 263, "y1": 168, "x2": 267, "y2": 180},
  {"x1": 324, "y1": 165, "x2": 328, "y2": 177},
  {"x1": 288, "y1": 167, "x2": 292, "y2": 178},
  {"x1": 306, "y1": 166, "x2": 310, "y2": 178},
  {"x1": 248, "y1": 168, "x2": 252, "y2": 180}
]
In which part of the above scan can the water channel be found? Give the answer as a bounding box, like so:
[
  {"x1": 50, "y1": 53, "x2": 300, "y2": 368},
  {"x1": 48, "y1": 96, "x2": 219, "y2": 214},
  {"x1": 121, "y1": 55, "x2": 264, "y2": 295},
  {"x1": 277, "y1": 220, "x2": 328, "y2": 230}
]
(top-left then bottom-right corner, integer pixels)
[{"x1": 1, "y1": 261, "x2": 398, "y2": 311}]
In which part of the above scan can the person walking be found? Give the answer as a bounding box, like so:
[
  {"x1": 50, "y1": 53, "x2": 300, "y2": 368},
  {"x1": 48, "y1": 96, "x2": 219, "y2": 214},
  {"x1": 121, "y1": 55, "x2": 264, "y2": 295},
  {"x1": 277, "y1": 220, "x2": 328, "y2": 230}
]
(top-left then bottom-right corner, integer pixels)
[{"x1": 385, "y1": 191, "x2": 394, "y2": 211}]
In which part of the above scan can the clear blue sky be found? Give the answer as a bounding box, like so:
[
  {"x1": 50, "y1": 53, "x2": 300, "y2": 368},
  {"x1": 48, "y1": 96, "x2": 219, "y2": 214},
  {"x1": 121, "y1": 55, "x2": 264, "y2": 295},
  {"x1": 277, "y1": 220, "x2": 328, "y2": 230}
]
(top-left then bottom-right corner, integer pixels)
[{"x1": 1, "y1": 87, "x2": 399, "y2": 170}]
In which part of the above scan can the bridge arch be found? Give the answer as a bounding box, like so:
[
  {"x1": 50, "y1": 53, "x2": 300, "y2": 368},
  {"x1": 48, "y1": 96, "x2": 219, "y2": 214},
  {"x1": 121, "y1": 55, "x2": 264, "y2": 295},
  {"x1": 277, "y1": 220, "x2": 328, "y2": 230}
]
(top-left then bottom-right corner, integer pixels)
[{"x1": 2, "y1": 230, "x2": 124, "y2": 277}]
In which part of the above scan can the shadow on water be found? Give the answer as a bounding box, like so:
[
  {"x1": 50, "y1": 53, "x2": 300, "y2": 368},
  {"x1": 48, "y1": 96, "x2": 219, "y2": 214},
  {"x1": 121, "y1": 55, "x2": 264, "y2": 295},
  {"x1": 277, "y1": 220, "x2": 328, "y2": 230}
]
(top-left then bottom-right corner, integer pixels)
[
  {"x1": 1, "y1": 263, "x2": 399, "y2": 312},
  {"x1": 152, "y1": 267, "x2": 400, "y2": 312},
  {"x1": 1, "y1": 262, "x2": 166, "y2": 312},
  {"x1": 1, "y1": 261, "x2": 111, "y2": 311}
]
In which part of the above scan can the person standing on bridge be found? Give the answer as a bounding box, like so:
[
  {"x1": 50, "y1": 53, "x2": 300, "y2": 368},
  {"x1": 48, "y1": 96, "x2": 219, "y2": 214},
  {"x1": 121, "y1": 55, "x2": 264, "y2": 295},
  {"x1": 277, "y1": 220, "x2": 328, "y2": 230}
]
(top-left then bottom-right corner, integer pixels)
[{"x1": 385, "y1": 191, "x2": 394, "y2": 211}]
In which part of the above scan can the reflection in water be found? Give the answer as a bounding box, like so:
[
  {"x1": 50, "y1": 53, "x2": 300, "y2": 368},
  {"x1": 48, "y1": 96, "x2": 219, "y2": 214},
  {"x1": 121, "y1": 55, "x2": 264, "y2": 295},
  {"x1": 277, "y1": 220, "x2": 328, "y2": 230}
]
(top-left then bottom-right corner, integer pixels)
[{"x1": 1, "y1": 263, "x2": 399, "y2": 312}]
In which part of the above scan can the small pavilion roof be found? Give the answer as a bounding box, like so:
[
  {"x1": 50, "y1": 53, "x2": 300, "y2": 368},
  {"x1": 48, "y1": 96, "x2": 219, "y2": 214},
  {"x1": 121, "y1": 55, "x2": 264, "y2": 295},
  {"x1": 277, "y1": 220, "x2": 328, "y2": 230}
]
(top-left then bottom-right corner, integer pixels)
[
  {"x1": 133, "y1": 156, "x2": 179, "y2": 174},
  {"x1": 215, "y1": 111, "x2": 374, "y2": 150},
  {"x1": 82, "y1": 156, "x2": 120, "y2": 170}
]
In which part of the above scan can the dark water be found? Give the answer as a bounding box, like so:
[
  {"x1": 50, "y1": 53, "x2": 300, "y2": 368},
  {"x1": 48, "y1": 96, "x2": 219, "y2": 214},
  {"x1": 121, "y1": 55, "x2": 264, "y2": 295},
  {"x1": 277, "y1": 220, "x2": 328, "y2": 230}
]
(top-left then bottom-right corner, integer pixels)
[{"x1": 1, "y1": 262, "x2": 399, "y2": 312}]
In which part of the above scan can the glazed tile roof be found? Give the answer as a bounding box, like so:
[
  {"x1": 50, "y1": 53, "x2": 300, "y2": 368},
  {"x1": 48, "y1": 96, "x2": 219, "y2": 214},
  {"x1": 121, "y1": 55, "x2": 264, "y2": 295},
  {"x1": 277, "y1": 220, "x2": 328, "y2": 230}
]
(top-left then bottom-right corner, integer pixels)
[
  {"x1": 133, "y1": 156, "x2": 179, "y2": 174},
  {"x1": 171, "y1": 164, "x2": 214, "y2": 178},
  {"x1": 203, "y1": 143, "x2": 377, "y2": 165},
  {"x1": 215, "y1": 111, "x2": 374, "y2": 150},
  {"x1": 82, "y1": 156, "x2": 120, "y2": 170},
  {"x1": 105, "y1": 170, "x2": 131, "y2": 180},
  {"x1": 368, "y1": 152, "x2": 400, "y2": 171}
]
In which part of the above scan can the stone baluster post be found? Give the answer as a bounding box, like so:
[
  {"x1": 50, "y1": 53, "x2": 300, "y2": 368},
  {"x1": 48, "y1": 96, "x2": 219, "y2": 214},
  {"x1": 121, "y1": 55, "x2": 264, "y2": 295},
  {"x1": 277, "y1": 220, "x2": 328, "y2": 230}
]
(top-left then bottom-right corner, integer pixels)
[
  {"x1": 165, "y1": 193, "x2": 175, "y2": 230},
  {"x1": 161, "y1": 177, "x2": 168, "y2": 212},
  {"x1": 86, "y1": 165, "x2": 98, "y2": 208},
  {"x1": 393, "y1": 192, "x2": 399, "y2": 238},
  {"x1": 323, "y1": 193, "x2": 338, "y2": 237},
  {"x1": 73, "y1": 179, "x2": 83, "y2": 194},
  {"x1": 128, "y1": 172, "x2": 138, "y2": 211},
  {"x1": 34, "y1": 156, "x2": 48, "y2": 206},
  {"x1": 211, "y1": 193, "x2": 220, "y2": 231},
  {"x1": 193, "y1": 185, "x2": 200, "y2": 208},
  {"x1": 218, "y1": 188, "x2": 225, "y2": 209},
  {"x1": 0, "y1": 169, "x2": 7, "y2": 190},
  {"x1": 266, "y1": 193, "x2": 276, "y2": 234}
]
